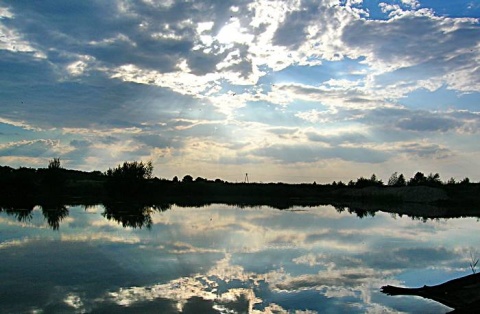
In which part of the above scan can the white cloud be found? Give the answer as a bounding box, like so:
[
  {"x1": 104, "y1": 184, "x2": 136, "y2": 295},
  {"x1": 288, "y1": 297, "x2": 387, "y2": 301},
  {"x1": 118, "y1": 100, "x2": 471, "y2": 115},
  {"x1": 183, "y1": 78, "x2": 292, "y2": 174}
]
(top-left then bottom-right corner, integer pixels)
[
  {"x1": 216, "y1": 19, "x2": 255, "y2": 45},
  {"x1": 0, "y1": 0, "x2": 478, "y2": 180},
  {"x1": 0, "y1": 6, "x2": 45, "y2": 58}
]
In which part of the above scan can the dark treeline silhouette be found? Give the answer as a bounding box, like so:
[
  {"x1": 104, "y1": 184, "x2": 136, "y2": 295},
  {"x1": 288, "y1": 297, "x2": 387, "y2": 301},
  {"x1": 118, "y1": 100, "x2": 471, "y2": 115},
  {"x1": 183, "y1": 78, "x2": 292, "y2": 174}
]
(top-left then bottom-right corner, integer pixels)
[
  {"x1": 2, "y1": 158, "x2": 480, "y2": 229},
  {"x1": 0, "y1": 159, "x2": 104, "y2": 201},
  {"x1": 1, "y1": 160, "x2": 479, "y2": 211}
]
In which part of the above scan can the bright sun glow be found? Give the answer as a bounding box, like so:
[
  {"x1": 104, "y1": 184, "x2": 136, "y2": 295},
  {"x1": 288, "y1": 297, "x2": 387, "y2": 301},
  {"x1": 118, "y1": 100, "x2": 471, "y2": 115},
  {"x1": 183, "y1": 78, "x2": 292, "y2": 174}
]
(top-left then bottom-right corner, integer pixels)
[{"x1": 216, "y1": 20, "x2": 253, "y2": 44}]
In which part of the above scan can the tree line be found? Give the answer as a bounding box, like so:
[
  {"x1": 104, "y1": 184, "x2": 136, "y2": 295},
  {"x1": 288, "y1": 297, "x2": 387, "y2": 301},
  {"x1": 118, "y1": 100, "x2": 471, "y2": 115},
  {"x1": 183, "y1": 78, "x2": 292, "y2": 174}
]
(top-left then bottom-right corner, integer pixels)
[
  {"x1": 0, "y1": 159, "x2": 476, "y2": 207},
  {"x1": 331, "y1": 171, "x2": 470, "y2": 188}
]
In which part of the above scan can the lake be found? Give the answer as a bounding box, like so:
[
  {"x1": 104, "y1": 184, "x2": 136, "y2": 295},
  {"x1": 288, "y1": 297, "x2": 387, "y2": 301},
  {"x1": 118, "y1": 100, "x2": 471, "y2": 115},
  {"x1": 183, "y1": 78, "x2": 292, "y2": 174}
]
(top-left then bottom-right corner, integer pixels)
[{"x1": 0, "y1": 203, "x2": 479, "y2": 313}]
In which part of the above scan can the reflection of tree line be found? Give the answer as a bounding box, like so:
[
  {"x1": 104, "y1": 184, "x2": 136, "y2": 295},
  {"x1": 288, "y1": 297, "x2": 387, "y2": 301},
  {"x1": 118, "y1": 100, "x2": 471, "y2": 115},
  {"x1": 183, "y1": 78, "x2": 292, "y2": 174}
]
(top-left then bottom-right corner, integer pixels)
[
  {"x1": 2, "y1": 196, "x2": 480, "y2": 230},
  {"x1": 0, "y1": 200, "x2": 172, "y2": 230},
  {"x1": 102, "y1": 201, "x2": 171, "y2": 229},
  {"x1": 0, "y1": 199, "x2": 68, "y2": 230}
]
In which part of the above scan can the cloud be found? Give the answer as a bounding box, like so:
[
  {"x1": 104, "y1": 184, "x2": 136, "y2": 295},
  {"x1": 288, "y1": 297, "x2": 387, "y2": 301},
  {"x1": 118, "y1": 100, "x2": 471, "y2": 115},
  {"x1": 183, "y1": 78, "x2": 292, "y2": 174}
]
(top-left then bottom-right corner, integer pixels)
[
  {"x1": 274, "y1": 268, "x2": 383, "y2": 291},
  {"x1": 0, "y1": 1, "x2": 479, "y2": 179},
  {"x1": 356, "y1": 247, "x2": 458, "y2": 271},
  {"x1": 133, "y1": 134, "x2": 180, "y2": 149},
  {"x1": 2, "y1": 201, "x2": 475, "y2": 313},
  {"x1": 396, "y1": 115, "x2": 459, "y2": 132},
  {"x1": 251, "y1": 143, "x2": 390, "y2": 164},
  {"x1": 69, "y1": 140, "x2": 92, "y2": 149},
  {"x1": 105, "y1": 275, "x2": 259, "y2": 313},
  {"x1": 306, "y1": 131, "x2": 368, "y2": 145},
  {"x1": 399, "y1": 142, "x2": 453, "y2": 159},
  {"x1": 0, "y1": 139, "x2": 59, "y2": 157},
  {"x1": 296, "y1": 105, "x2": 478, "y2": 136},
  {"x1": 341, "y1": 9, "x2": 480, "y2": 92}
]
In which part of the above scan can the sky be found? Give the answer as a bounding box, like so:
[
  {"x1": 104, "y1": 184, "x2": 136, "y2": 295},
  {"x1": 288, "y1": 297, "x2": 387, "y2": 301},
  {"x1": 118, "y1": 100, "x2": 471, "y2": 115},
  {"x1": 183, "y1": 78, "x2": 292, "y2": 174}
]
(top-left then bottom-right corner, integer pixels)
[{"x1": 0, "y1": 0, "x2": 479, "y2": 183}]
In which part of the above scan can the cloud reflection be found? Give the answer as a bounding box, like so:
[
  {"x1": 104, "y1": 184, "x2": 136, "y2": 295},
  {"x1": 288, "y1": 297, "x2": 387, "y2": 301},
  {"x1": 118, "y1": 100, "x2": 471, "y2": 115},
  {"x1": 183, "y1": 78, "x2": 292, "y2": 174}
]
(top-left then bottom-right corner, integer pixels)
[{"x1": 0, "y1": 203, "x2": 477, "y2": 312}]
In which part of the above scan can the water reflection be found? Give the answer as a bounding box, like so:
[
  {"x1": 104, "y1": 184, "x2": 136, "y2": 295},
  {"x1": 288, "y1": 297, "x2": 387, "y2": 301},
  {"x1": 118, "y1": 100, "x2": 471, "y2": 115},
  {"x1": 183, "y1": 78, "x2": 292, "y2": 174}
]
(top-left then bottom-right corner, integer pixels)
[
  {"x1": 1, "y1": 201, "x2": 480, "y2": 312},
  {"x1": 1, "y1": 197, "x2": 480, "y2": 230},
  {"x1": 382, "y1": 272, "x2": 480, "y2": 312},
  {"x1": 39, "y1": 200, "x2": 69, "y2": 230},
  {"x1": 2, "y1": 203, "x2": 35, "y2": 223},
  {"x1": 101, "y1": 201, "x2": 169, "y2": 229}
]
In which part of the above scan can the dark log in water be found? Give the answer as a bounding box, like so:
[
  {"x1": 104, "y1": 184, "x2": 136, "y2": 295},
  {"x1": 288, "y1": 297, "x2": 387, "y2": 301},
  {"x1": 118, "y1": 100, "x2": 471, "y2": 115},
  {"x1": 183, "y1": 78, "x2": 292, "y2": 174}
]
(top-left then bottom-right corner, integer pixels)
[{"x1": 381, "y1": 273, "x2": 480, "y2": 312}]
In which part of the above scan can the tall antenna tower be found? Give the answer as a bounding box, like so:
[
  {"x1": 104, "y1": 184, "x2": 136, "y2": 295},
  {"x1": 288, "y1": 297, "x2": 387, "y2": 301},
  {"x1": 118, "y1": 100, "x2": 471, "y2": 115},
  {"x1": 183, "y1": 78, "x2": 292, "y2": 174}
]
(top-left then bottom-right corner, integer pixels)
[{"x1": 244, "y1": 173, "x2": 249, "y2": 183}]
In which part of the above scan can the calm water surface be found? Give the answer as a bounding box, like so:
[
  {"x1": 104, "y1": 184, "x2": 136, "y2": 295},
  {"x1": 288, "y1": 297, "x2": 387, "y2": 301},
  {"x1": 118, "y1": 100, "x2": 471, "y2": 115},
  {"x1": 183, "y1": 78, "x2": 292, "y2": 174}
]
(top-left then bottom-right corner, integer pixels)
[{"x1": 0, "y1": 204, "x2": 479, "y2": 313}]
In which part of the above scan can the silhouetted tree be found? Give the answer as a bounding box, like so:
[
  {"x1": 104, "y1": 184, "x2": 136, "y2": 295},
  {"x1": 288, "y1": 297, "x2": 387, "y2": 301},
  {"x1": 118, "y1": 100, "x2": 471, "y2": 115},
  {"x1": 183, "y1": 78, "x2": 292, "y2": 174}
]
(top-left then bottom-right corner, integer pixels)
[
  {"x1": 388, "y1": 172, "x2": 398, "y2": 186},
  {"x1": 426, "y1": 172, "x2": 442, "y2": 186},
  {"x1": 195, "y1": 177, "x2": 207, "y2": 182},
  {"x1": 355, "y1": 174, "x2": 383, "y2": 188},
  {"x1": 48, "y1": 158, "x2": 62, "y2": 169},
  {"x1": 388, "y1": 172, "x2": 406, "y2": 187},
  {"x1": 105, "y1": 161, "x2": 154, "y2": 196},
  {"x1": 408, "y1": 172, "x2": 427, "y2": 186},
  {"x1": 106, "y1": 161, "x2": 153, "y2": 180},
  {"x1": 1, "y1": 167, "x2": 39, "y2": 196},
  {"x1": 102, "y1": 201, "x2": 154, "y2": 229},
  {"x1": 40, "y1": 202, "x2": 69, "y2": 230},
  {"x1": 42, "y1": 158, "x2": 66, "y2": 193},
  {"x1": 1, "y1": 201, "x2": 35, "y2": 223},
  {"x1": 172, "y1": 176, "x2": 179, "y2": 183},
  {"x1": 183, "y1": 175, "x2": 193, "y2": 183}
]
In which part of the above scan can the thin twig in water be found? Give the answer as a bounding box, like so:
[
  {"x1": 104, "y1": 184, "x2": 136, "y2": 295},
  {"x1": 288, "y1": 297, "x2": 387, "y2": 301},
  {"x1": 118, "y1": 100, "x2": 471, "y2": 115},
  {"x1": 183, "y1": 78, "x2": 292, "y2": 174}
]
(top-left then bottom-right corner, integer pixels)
[{"x1": 469, "y1": 250, "x2": 478, "y2": 274}]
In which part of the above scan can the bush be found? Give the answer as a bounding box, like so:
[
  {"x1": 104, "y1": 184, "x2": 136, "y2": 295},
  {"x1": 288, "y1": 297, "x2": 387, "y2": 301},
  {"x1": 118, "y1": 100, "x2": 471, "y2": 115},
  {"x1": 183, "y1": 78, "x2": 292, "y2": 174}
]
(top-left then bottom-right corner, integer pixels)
[
  {"x1": 106, "y1": 161, "x2": 153, "y2": 180},
  {"x1": 105, "y1": 161, "x2": 154, "y2": 197}
]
